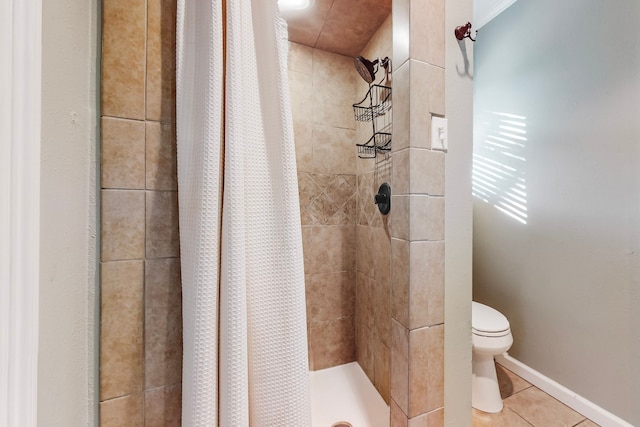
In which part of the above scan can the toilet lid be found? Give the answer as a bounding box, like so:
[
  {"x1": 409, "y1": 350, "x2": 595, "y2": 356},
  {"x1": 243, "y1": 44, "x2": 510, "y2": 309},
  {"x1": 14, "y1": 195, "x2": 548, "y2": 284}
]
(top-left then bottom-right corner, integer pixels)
[{"x1": 472, "y1": 301, "x2": 510, "y2": 333}]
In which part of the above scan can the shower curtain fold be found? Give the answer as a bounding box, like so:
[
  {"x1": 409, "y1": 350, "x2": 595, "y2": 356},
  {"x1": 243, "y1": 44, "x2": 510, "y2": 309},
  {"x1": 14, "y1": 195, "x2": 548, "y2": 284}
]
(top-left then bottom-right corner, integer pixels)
[{"x1": 176, "y1": 0, "x2": 312, "y2": 425}]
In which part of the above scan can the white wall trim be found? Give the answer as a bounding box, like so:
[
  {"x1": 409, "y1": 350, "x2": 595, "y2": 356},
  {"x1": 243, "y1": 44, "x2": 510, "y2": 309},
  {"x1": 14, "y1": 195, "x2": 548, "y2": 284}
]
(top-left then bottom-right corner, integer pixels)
[
  {"x1": 0, "y1": 0, "x2": 42, "y2": 426},
  {"x1": 444, "y1": 0, "x2": 474, "y2": 425},
  {"x1": 474, "y1": 0, "x2": 518, "y2": 29},
  {"x1": 496, "y1": 354, "x2": 633, "y2": 427}
]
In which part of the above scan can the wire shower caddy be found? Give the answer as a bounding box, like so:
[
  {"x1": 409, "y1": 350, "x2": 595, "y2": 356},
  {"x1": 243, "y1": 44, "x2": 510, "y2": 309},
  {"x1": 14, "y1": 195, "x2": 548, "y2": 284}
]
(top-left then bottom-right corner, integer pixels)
[{"x1": 353, "y1": 83, "x2": 392, "y2": 159}]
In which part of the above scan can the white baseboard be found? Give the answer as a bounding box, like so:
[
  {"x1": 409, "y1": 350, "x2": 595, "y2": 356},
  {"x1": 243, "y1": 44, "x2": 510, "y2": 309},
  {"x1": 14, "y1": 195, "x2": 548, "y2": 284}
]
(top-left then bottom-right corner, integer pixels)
[{"x1": 495, "y1": 354, "x2": 633, "y2": 427}]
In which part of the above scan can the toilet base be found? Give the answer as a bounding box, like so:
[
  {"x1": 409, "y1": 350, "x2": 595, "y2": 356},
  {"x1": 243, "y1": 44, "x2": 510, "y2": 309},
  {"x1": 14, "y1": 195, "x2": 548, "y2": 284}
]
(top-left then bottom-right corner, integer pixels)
[{"x1": 472, "y1": 351, "x2": 503, "y2": 413}]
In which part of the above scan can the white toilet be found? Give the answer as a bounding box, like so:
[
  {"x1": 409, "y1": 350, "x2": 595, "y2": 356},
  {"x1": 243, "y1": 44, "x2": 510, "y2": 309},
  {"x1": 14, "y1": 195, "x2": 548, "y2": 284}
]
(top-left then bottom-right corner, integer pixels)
[{"x1": 472, "y1": 301, "x2": 513, "y2": 413}]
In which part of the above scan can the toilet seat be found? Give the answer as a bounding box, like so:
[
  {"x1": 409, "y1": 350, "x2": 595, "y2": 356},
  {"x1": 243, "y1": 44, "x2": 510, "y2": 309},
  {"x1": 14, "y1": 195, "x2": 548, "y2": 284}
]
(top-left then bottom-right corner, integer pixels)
[
  {"x1": 472, "y1": 301, "x2": 510, "y2": 336},
  {"x1": 473, "y1": 328, "x2": 510, "y2": 338}
]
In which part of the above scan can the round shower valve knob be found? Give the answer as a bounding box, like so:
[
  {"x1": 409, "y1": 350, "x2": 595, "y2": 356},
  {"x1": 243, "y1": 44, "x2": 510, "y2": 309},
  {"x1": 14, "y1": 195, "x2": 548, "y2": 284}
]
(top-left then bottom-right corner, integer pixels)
[{"x1": 374, "y1": 183, "x2": 391, "y2": 215}]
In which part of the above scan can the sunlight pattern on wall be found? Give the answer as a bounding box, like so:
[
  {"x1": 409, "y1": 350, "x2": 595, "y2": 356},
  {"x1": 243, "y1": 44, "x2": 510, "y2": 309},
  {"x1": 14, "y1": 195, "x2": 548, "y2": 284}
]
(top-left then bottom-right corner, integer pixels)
[{"x1": 472, "y1": 111, "x2": 528, "y2": 224}]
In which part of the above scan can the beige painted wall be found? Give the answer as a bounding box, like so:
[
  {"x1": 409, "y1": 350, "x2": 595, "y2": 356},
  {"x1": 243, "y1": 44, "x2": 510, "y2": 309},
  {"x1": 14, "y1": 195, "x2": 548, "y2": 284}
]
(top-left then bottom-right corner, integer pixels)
[{"x1": 39, "y1": 0, "x2": 99, "y2": 425}]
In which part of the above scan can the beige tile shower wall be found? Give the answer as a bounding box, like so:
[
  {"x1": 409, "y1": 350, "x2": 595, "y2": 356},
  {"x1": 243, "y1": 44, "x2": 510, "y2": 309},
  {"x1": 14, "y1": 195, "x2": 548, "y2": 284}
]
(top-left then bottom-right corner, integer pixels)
[
  {"x1": 100, "y1": 0, "x2": 182, "y2": 425},
  {"x1": 354, "y1": 14, "x2": 393, "y2": 405},
  {"x1": 391, "y1": 0, "x2": 447, "y2": 425},
  {"x1": 289, "y1": 42, "x2": 359, "y2": 371}
]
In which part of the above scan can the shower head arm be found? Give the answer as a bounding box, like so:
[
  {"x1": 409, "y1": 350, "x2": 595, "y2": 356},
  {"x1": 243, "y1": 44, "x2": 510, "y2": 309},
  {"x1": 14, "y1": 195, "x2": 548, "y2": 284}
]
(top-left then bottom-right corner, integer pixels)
[
  {"x1": 375, "y1": 57, "x2": 391, "y2": 84},
  {"x1": 379, "y1": 57, "x2": 391, "y2": 76},
  {"x1": 372, "y1": 57, "x2": 391, "y2": 74}
]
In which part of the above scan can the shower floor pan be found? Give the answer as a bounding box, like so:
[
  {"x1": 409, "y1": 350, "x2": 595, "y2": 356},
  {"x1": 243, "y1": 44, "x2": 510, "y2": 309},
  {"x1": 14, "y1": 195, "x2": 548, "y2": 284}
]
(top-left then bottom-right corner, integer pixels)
[{"x1": 310, "y1": 362, "x2": 390, "y2": 427}]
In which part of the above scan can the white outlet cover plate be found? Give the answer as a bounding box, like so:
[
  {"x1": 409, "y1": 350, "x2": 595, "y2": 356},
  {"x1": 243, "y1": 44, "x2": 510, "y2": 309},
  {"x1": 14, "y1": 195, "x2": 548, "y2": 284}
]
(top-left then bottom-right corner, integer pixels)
[{"x1": 431, "y1": 116, "x2": 448, "y2": 151}]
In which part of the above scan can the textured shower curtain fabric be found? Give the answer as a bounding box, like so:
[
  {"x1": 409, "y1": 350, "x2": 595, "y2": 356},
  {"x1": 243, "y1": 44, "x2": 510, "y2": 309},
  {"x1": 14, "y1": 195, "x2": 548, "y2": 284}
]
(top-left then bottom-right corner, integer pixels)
[{"x1": 176, "y1": 0, "x2": 312, "y2": 426}]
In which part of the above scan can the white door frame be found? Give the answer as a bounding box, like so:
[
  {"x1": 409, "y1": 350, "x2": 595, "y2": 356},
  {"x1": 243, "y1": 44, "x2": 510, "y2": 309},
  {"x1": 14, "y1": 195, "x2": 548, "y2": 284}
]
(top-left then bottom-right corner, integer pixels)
[{"x1": 0, "y1": 0, "x2": 42, "y2": 426}]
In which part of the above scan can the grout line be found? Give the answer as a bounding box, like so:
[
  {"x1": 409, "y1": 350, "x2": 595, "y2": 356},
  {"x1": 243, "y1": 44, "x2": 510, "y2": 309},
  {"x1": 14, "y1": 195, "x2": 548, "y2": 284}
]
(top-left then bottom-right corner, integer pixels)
[
  {"x1": 101, "y1": 115, "x2": 147, "y2": 123},
  {"x1": 142, "y1": 0, "x2": 148, "y2": 422},
  {"x1": 407, "y1": 57, "x2": 445, "y2": 71},
  {"x1": 100, "y1": 392, "x2": 143, "y2": 404},
  {"x1": 101, "y1": 188, "x2": 178, "y2": 193},
  {"x1": 501, "y1": 380, "x2": 534, "y2": 401},
  {"x1": 505, "y1": 407, "x2": 535, "y2": 427},
  {"x1": 102, "y1": 256, "x2": 178, "y2": 263}
]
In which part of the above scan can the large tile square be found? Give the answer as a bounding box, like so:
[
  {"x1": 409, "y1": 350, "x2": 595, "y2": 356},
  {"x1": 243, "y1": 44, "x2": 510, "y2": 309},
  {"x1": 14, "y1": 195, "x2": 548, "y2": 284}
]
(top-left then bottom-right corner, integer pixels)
[
  {"x1": 495, "y1": 363, "x2": 531, "y2": 399},
  {"x1": 100, "y1": 394, "x2": 143, "y2": 427},
  {"x1": 472, "y1": 407, "x2": 532, "y2": 427},
  {"x1": 102, "y1": 0, "x2": 146, "y2": 119},
  {"x1": 504, "y1": 387, "x2": 585, "y2": 427},
  {"x1": 101, "y1": 190, "x2": 145, "y2": 261}
]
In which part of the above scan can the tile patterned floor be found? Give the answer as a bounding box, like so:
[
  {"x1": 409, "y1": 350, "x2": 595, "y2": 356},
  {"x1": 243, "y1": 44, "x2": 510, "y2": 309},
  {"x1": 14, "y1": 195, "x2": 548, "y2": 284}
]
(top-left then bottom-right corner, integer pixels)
[{"x1": 472, "y1": 363, "x2": 601, "y2": 427}]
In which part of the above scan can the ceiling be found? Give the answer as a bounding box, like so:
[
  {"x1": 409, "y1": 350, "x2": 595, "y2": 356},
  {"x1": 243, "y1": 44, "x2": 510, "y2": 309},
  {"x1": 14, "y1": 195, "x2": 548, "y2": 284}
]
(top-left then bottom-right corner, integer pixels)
[
  {"x1": 474, "y1": 0, "x2": 518, "y2": 28},
  {"x1": 281, "y1": 0, "x2": 518, "y2": 57},
  {"x1": 281, "y1": 0, "x2": 392, "y2": 58}
]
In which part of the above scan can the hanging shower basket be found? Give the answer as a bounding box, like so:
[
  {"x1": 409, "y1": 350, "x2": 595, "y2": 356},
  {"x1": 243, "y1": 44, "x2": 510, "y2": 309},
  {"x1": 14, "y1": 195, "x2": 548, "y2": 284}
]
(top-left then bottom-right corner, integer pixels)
[
  {"x1": 353, "y1": 83, "x2": 392, "y2": 159},
  {"x1": 353, "y1": 84, "x2": 392, "y2": 122},
  {"x1": 356, "y1": 132, "x2": 391, "y2": 158}
]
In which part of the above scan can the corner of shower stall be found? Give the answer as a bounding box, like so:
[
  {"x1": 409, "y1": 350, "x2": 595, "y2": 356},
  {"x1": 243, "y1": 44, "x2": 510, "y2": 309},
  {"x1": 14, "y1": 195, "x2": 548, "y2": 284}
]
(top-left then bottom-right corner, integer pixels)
[
  {"x1": 310, "y1": 362, "x2": 390, "y2": 427},
  {"x1": 285, "y1": 12, "x2": 394, "y2": 427}
]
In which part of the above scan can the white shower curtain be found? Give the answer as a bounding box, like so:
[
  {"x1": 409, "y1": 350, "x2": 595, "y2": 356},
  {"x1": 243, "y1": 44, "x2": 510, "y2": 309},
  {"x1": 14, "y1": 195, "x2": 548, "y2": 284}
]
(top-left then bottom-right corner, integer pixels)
[{"x1": 176, "y1": 0, "x2": 311, "y2": 425}]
